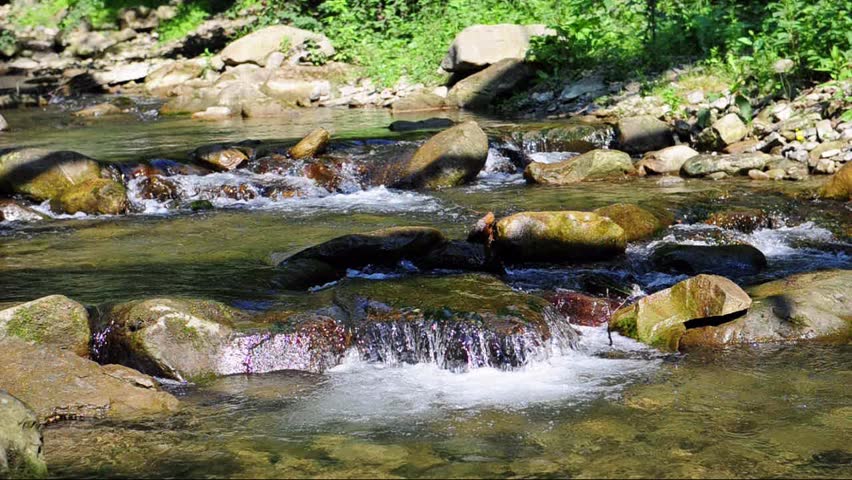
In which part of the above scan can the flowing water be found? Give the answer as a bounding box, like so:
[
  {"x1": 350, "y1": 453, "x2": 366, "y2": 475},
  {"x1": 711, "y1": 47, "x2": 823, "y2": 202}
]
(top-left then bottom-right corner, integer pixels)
[{"x1": 1, "y1": 103, "x2": 851, "y2": 478}]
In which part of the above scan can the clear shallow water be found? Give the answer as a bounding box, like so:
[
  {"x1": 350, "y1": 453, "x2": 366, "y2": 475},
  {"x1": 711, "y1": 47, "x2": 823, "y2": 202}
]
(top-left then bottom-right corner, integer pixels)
[{"x1": 1, "y1": 106, "x2": 851, "y2": 478}]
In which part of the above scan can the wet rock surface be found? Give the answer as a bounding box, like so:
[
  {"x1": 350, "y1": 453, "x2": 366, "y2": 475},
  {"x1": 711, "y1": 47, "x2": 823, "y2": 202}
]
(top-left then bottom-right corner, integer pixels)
[
  {"x1": 524, "y1": 149, "x2": 634, "y2": 184},
  {"x1": 394, "y1": 121, "x2": 489, "y2": 189},
  {"x1": 651, "y1": 243, "x2": 768, "y2": 276},
  {"x1": 0, "y1": 390, "x2": 46, "y2": 478},
  {"x1": 0, "y1": 295, "x2": 90, "y2": 357}
]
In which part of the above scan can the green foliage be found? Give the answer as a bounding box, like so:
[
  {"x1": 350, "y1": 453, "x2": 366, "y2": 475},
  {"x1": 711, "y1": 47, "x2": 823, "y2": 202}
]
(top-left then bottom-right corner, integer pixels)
[
  {"x1": 0, "y1": 30, "x2": 17, "y2": 57},
  {"x1": 157, "y1": 1, "x2": 213, "y2": 43}
]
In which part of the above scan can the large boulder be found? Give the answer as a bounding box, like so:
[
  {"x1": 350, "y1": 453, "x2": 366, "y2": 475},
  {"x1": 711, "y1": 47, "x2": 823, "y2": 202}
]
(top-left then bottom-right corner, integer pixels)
[
  {"x1": 441, "y1": 24, "x2": 553, "y2": 73},
  {"x1": 698, "y1": 113, "x2": 749, "y2": 150},
  {"x1": 50, "y1": 178, "x2": 127, "y2": 215},
  {"x1": 493, "y1": 211, "x2": 626, "y2": 263},
  {"x1": 289, "y1": 128, "x2": 330, "y2": 159},
  {"x1": 636, "y1": 145, "x2": 699, "y2": 175},
  {"x1": 0, "y1": 338, "x2": 179, "y2": 423},
  {"x1": 412, "y1": 240, "x2": 500, "y2": 273},
  {"x1": 280, "y1": 226, "x2": 447, "y2": 273},
  {"x1": 651, "y1": 243, "x2": 767, "y2": 276},
  {"x1": 818, "y1": 162, "x2": 852, "y2": 200},
  {"x1": 617, "y1": 116, "x2": 673, "y2": 154},
  {"x1": 0, "y1": 148, "x2": 102, "y2": 202},
  {"x1": 609, "y1": 274, "x2": 752, "y2": 351},
  {"x1": 98, "y1": 298, "x2": 346, "y2": 380},
  {"x1": 144, "y1": 59, "x2": 206, "y2": 94},
  {"x1": 681, "y1": 152, "x2": 771, "y2": 177},
  {"x1": 219, "y1": 25, "x2": 334, "y2": 67},
  {"x1": 508, "y1": 122, "x2": 613, "y2": 154},
  {"x1": 0, "y1": 391, "x2": 46, "y2": 478},
  {"x1": 333, "y1": 274, "x2": 575, "y2": 369},
  {"x1": 679, "y1": 270, "x2": 852, "y2": 348},
  {"x1": 0, "y1": 295, "x2": 90, "y2": 357},
  {"x1": 446, "y1": 59, "x2": 531, "y2": 110},
  {"x1": 524, "y1": 149, "x2": 634, "y2": 184},
  {"x1": 393, "y1": 121, "x2": 488, "y2": 189},
  {"x1": 593, "y1": 203, "x2": 672, "y2": 242}
]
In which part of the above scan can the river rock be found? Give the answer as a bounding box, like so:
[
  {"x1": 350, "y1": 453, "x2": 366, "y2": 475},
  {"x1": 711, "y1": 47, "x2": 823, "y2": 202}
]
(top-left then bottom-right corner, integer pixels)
[
  {"x1": 593, "y1": 203, "x2": 672, "y2": 242},
  {"x1": 0, "y1": 199, "x2": 45, "y2": 222},
  {"x1": 698, "y1": 113, "x2": 749, "y2": 149},
  {"x1": 704, "y1": 208, "x2": 772, "y2": 233},
  {"x1": 446, "y1": 59, "x2": 531, "y2": 110},
  {"x1": 818, "y1": 162, "x2": 852, "y2": 200},
  {"x1": 493, "y1": 211, "x2": 626, "y2": 263},
  {"x1": 219, "y1": 25, "x2": 334, "y2": 67},
  {"x1": 617, "y1": 116, "x2": 673, "y2": 154},
  {"x1": 51, "y1": 178, "x2": 128, "y2": 215},
  {"x1": 412, "y1": 240, "x2": 500, "y2": 273},
  {"x1": 636, "y1": 145, "x2": 699, "y2": 175},
  {"x1": 524, "y1": 149, "x2": 634, "y2": 184},
  {"x1": 441, "y1": 24, "x2": 553, "y2": 73},
  {"x1": 679, "y1": 270, "x2": 852, "y2": 348},
  {"x1": 289, "y1": 128, "x2": 330, "y2": 159},
  {"x1": 333, "y1": 273, "x2": 574, "y2": 369},
  {"x1": 394, "y1": 121, "x2": 488, "y2": 189},
  {"x1": 509, "y1": 122, "x2": 612, "y2": 153},
  {"x1": 545, "y1": 290, "x2": 620, "y2": 327},
  {"x1": 0, "y1": 295, "x2": 90, "y2": 357},
  {"x1": 388, "y1": 118, "x2": 455, "y2": 132},
  {"x1": 609, "y1": 274, "x2": 752, "y2": 351},
  {"x1": 144, "y1": 59, "x2": 206, "y2": 94},
  {"x1": 96, "y1": 298, "x2": 242, "y2": 382},
  {"x1": 0, "y1": 391, "x2": 46, "y2": 478},
  {"x1": 0, "y1": 148, "x2": 102, "y2": 202},
  {"x1": 391, "y1": 92, "x2": 448, "y2": 113},
  {"x1": 681, "y1": 152, "x2": 771, "y2": 177},
  {"x1": 191, "y1": 144, "x2": 249, "y2": 171},
  {"x1": 280, "y1": 226, "x2": 447, "y2": 274},
  {"x1": 72, "y1": 102, "x2": 122, "y2": 118},
  {"x1": 0, "y1": 337, "x2": 178, "y2": 423},
  {"x1": 651, "y1": 243, "x2": 767, "y2": 276},
  {"x1": 0, "y1": 114, "x2": 7, "y2": 131}
]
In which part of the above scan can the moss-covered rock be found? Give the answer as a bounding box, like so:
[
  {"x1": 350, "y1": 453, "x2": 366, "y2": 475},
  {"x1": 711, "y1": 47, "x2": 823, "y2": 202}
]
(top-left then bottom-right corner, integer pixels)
[
  {"x1": 289, "y1": 127, "x2": 331, "y2": 160},
  {"x1": 333, "y1": 274, "x2": 573, "y2": 369},
  {"x1": 0, "y1": 338, "x2": 178, "y2": 423},
  {"x1": 681, "y1": 152, "x2": 771, "y2": 177},
  {"x1": 524, "y1": 149, "x2": 634, "y2": 184},
  {"x1": 593, "y1": 203, "x2": 673, "y2": 242},
  {"x1": 609, "y1": 274, "x2": 752, "y2": 351},
  {"x1": 393, "y1": 121, "x2": 488, "y2": 189},
  {"x1": 0, "y1": 391, "x2": 46, "y2": 478},
  {"x1": 651, "y1": 243, "x2": 767, "y2": 276},
  {"x1": 0, "y1": 148, "x2": 102, "y2": 202},
  {"x1": 51, "y1": 178, "x2": 127, "y2": 215},
  {"x1": 0, "y1": 295, "x2": 90, "y2": 358},
  {"x1": 97, "y1": 298, "x2": 243, "y2": 382},
  {"x1": 679, "y1": 269, "x2": 852, "y2": 349},
  {"x1": 280, "y1": 226, "x2": 447, "y2": 273},
  {"x1": 818, "y1": 162, "x2": 852, "y2": 200},
  {"x1": 493, "y1": 211, "x2": 626, "y2": 263}
]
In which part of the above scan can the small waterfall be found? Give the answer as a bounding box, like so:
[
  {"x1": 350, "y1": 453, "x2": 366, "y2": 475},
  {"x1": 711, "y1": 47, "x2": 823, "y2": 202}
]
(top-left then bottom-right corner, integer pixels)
[{"x1": 351, "y1": 307, "x2": 580, "y2": 372}]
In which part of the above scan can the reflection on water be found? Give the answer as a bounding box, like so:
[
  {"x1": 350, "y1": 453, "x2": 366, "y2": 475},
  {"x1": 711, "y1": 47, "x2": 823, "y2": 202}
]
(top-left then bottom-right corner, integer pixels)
[{"x1": 43, "y1": 341, "x2": 852, "y2": 478}]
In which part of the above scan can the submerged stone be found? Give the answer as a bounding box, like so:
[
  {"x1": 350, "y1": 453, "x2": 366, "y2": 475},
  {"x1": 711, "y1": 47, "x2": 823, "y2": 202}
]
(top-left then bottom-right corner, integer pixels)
[
  {"x1": 51, "y1": 178, "x2": 127, "y2": 215},
  {"x1": 651, "y1": 243, "x2": 767, "y2": 276},
  {"x1": 524, "y1": 149, "x2": 634, "y2": 184},
  {"x1": 545, "y1": 290, "x2": 620, "y2": 327},
  {"x1": 509, "y1": 122, "x2": 613, "y2": 154},
  {"x1": 0, "y1": 391, "x2": 47, "y2": 478},
  {"x1": 0, "y1": 337, "x2": 178, "y2": 423},
  {"x1": 333, "y1": 274, "x2": 575, "y2": 369},
  {"x1": 704, "y1": 208, "x2": 773, "y2": 233},
  {"x1": 679, "y1": 269, "x2": 852, "y2": 348},
  {"x1": 493, "y1": 211, "x2": 626, "y2": 263},
  {"x1": 393, "y1": 121, "x2": 488, "y2": 189},
  {"x1": 0, "y1": 295, "x2": 90, "y2": 357},
  {"x1": 609, "y1": 274, "x2": 752, "y2": 351}
]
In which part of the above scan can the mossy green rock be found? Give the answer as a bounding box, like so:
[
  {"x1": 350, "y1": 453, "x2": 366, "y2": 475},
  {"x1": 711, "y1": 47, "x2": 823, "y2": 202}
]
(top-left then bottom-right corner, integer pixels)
[
  {"x1": 818, "y1": 162, "x2": 852, "y2": 200},
  {"x1": 681, "y1": 152, "x2": 771, "y2": 177},
  {"x1": 493, "y1": 211, "x2": 626, "y2": 263},
  {"x1": 609, "y1": 274, "x2": 752, "y2": 351},
  {"x1": 51, "y1": 178, "x2": 127, "y2": 215},
  {"x1": 394, "y1": 121, "x2": 488, "y2": 189},
  {"x1": 98, "y1": 298, "x2": 243, "y2": 382},
  {"x1": 0, "y1": 148, "x2": 102, "y2": 202},
  {"x1": 0, "y1": 295, "x2": 90, "y2": 357},
  {"x1": 524, "y1": 149, "x2": 634, "y2": 184},
  {"x1": 0, "y1": 391, "x2": 47, "y2": 478},
  {"x1": 282, "y1": 226, "x2": 447, "y2": 272},
  {"x1": 593, "y1": 203, "x2": 673, "y2": 242},
  {"x1": 0, "y1": 338, "x2": 179, "y2": 424},
  {"x1": 680, "y1": 269, "x2": 852, "y2": 348}
]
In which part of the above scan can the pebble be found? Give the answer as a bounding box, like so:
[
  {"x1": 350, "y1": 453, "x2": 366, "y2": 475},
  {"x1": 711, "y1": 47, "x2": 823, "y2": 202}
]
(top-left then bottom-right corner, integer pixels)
[
  {"x1": 708, "y1": 172, "x2": 728, "y2": 180},
  {"x1": 820, "y1": 149, "x2": 841, "y2": 158}
]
